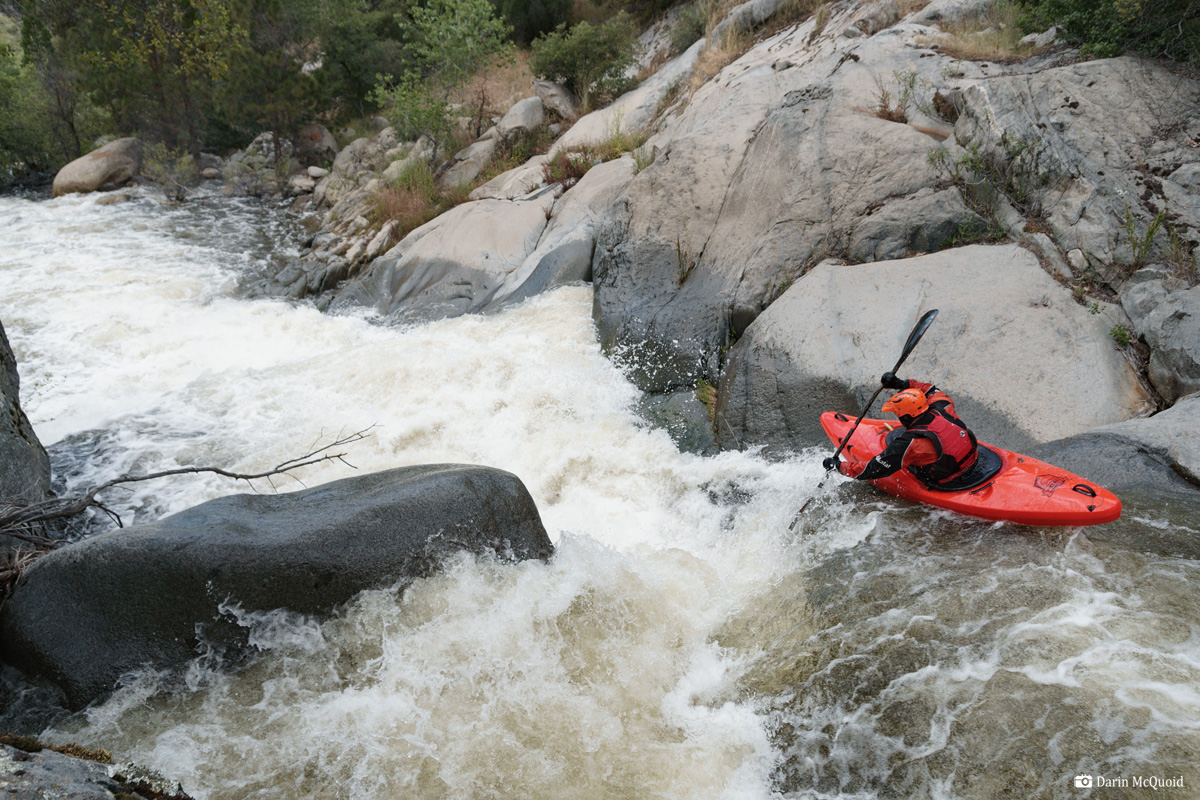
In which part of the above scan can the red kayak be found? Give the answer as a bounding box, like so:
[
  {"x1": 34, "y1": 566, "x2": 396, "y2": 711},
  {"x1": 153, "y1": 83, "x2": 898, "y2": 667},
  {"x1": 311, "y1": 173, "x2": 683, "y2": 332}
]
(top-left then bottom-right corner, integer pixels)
[{"x1": 820, "y1": 411, "x2": 1122, "y2": 526}]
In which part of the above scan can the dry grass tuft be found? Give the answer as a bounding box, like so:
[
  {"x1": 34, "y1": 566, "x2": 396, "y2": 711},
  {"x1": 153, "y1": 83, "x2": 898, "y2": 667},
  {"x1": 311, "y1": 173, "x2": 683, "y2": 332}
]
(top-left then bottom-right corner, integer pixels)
[
  {"x1": 450, "y1": 50, "x2": 536, "y2": 120},
  {"x1": 928, "y1": 1, "x2": 1034, "y2": 62}
]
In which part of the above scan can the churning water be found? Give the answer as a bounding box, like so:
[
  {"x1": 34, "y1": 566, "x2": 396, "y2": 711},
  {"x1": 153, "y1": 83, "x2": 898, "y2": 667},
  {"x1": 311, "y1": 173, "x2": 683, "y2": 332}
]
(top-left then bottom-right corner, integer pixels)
[{"x1": 1, "y1": 189, "x2": 1198, "y2": 799}]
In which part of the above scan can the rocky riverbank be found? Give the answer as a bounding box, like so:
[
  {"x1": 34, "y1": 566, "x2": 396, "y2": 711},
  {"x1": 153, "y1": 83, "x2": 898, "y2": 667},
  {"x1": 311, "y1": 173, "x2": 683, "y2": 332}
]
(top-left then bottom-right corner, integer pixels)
[
  {"x1": 222, "y1": 0, "x2": 1199, "y2": 485},
  {"x1": 4, "y1": 0, "x2": 1200, "y2": 790}
]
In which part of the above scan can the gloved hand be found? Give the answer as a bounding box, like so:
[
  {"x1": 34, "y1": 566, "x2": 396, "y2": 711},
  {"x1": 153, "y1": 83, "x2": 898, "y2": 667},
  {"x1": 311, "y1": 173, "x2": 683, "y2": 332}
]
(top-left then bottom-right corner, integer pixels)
[
  {"x1": 822, "y1": 456, "x2": 840, "y2": 472},
  {"x1": 881, "y1": 371, "x2": 907, "y2": 390}
]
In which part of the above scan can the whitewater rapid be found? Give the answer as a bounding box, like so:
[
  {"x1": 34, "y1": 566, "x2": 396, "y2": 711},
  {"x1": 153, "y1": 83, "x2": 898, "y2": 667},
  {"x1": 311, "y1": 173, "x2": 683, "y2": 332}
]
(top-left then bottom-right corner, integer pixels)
[{"x1": 2, "y1": 189, "x2": 1198, "y2": 799}]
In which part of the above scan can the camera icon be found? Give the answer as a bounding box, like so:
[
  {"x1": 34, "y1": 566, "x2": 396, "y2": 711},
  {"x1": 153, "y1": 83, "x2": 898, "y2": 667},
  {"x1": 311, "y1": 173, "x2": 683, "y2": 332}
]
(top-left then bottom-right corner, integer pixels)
[{"x1": 1075, "y1": 775, "x2": 1094, "y2": 788}]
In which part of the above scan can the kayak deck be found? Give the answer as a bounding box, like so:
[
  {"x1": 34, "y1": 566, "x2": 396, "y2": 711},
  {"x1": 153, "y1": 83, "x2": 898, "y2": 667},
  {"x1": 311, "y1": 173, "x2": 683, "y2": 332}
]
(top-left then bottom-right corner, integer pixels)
[{"x1": 820, "y1": 412, "x2": 1121, "y2": 526}]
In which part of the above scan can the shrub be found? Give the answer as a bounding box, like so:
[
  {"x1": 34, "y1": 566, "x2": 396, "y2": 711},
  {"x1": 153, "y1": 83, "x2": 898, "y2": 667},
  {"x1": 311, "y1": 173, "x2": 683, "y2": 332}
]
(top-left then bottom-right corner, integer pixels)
[
  {"x1": 1019, "y1": 0, "x2": 1199, "y2": 65},
  {"x1": 142, "y1": 142, "x2": 199, "y2": 201},
  {"x1": 492, "y1": 0, "x2": 572, "y2": 45},
  {"x1": 530, "y1": 12, "x2": 638, "y2": 109},
  {"x1": 369, "y1": 159, "x2": 443, "y2": 236}
]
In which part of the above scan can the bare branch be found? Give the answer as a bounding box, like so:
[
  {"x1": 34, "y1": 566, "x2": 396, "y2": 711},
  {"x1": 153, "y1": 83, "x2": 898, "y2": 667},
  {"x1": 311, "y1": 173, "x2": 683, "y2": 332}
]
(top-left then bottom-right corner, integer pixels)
[{"x1": 0, "y1": 426, "x2": 376, "y2": 603}]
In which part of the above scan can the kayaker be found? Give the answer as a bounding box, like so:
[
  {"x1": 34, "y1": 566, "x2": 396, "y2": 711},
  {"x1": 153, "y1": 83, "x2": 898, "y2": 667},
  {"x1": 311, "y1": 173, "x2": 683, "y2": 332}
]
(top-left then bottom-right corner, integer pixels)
[{"x1": 822, "y1": 373, "x2": 979, "y2": 489}]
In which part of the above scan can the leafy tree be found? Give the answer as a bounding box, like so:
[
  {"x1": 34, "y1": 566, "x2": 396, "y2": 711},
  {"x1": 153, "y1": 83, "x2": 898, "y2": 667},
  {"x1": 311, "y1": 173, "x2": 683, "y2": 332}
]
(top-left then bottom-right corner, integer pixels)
[
  {"x1": 86, "y1": 0, "x2": 245, "y2": 154},
  {"x1": 490, "y1": 0, "x2": 570, "y2": 46},
  {"x1": 314, "y1": 0, "x2": 410, "y2": 120},
  {"x1": 1020, "y1": 0, "x2": 1199, "y2": 65},
  {"x1": 529, "y1": 12, "x2": 637, "y2": 109},
  {"x1": 374, "y1": 0, "x2": 511, "y2": 158}
]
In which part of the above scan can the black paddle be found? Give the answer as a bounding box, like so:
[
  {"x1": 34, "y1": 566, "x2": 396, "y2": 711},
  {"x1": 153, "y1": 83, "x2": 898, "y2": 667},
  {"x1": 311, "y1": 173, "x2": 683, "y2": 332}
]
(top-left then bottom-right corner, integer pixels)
[{"x1": 787, "y1": 308, "x2": 939, "y2": 530}]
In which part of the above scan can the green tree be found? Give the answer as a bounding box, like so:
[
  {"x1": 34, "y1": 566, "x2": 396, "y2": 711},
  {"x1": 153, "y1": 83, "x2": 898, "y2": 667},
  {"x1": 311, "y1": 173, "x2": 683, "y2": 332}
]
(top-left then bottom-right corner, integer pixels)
[
  {"x1": 1020, "y1": 0, "x2": 1199, "y2": 65},
  {"x1": 314, "y1": 0, "x2": 410, "y2": 120},
  {"x1": 529, "y1": 13, "x2": 637, "y2": 109},
  {"x1": 490, "y1": 0, "x2": 570, "y2": 46},
  {"x1": 86, "y1": 0, "x2": 245, "y2": 154},
  {"x1": 374, "y1": 0, "x2": 511, "y2": 157}
]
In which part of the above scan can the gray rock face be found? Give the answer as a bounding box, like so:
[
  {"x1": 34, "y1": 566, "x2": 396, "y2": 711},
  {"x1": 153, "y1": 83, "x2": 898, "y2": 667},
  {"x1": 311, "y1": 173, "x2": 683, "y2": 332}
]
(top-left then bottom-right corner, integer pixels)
[
  {"x1": 533, "y1": 79, "x2": 578, "y2": 121},
  {"x1": 439, "y1": 136, "x2": 500, "y2": 189},
  {"x1": 0, "y1": 464, "x2": 552, "y2": 709},
  {"x1": 332, "y1": 195, "x2": 554, "y2": 322},
  {"x1": 0, "y1": 320, "x2": 50, "y2": 503},
  {"x1": 595, "y1": 39, "x2": 970, "y2": 391},
  {"x1": 1029, "y1": 392, "x2": 1200, "y2": 525},
  {"x1": 489, "y1": 157, "x2": 637, "y2": 309},
  {"x1": 953, "y1": 57, "x2": 1200, "y2": 276},
  {"x1": 1121, "y1": 266, "x2": 1200, "y2": 403},
  {"x1": 51, "y1": 138, "x2": 142, "y2": 198},
  {"x1": 716, "y1": 245, "x2": 1154, "y2": 454},
  {"x1": 496, "y1": 97, "x2": 545, "y2": 139}
]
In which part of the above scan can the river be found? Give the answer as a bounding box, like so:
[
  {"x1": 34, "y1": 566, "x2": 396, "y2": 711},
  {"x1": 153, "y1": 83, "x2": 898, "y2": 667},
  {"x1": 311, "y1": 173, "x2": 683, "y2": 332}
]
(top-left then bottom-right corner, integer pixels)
[{"x1": 1, "y1": 189, "x2": 1198, "y2": 799}]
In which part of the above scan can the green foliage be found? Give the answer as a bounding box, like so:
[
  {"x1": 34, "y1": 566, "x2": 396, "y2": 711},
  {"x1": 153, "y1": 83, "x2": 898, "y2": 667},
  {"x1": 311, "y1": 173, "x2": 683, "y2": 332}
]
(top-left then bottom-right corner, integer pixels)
[
  {"x1": 399, "y1": 0, "x2": 512, "y2": 89},
  {"x1": 1019, "y1": 0, "x2": 1200, "y2": 65},
  {"x1": 928, "y1": 136, "x2": 1053, "y2": 236},
  {"x1": 141, "y1": 142, "x2": 199, "y2": 201},
  {"x1": 1122, "y1": 201, "x2": 1165, "y2": 267},
  {"x1": 374, "y1": 0, "x2": 511, "y2": 157},
  {"x1": 670, "y1": 0, "x2": 711, "y2": 56},
  {"x1": 1109, "y1": 323, "x2": 1133, "y2": 347},
  {"x1": 2, "y1": 8, "x2": 106, "y2": 177},
  {"x1": 491, "y1": 0, "x2": 571, "y2": 46},
  {"x1": 529, "y1": 12, "x2": 637, "y2": 109}
]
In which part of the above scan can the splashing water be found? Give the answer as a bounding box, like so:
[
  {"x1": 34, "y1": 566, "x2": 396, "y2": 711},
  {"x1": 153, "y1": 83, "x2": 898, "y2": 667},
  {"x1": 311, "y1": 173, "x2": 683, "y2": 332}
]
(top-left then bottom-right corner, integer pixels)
[{"x1": 2, "y1": 189, "x2": 1198, "y2": 799}]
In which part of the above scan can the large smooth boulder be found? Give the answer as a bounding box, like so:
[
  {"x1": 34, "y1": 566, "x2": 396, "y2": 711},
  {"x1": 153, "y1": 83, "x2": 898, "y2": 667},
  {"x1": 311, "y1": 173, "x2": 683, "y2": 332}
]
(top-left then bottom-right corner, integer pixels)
[
  {"x1": 51, "y1": 138, "x2": 141, "y2": 198},
  {"x1": 439, "y1": 136, "x2": 499, "y2": 189},
  {"x1": 715, "y1": 244, "x2": 1154, "y2": 454},
  {"x1": 496, "y1": 96, "x2": 544, "y2": 139},
  {"x1": 488, "y1": 157, "x2": 638, "y2": 309},
  {"x1": 1120, "y1": 266, "x2": 1200, "y2": 403},
  {"x1": 0, "y1": 464, "x2": 552, "y2": 709},
  {"x1": 0, "y1": 320, "x2": 49, "y2": 503},
  {"x1": 533, "y1": 79, "x2": 577, "y2": 121},
  {"x1": 330, "y1": 195, "x2": 554, "y2": 323}
]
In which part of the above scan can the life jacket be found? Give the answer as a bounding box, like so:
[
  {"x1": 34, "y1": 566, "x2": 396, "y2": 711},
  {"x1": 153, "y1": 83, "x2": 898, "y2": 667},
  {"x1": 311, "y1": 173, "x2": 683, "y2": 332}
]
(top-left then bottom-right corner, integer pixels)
[{"x1": 904, "y1": 406, "x2": 978, "y2": 485}]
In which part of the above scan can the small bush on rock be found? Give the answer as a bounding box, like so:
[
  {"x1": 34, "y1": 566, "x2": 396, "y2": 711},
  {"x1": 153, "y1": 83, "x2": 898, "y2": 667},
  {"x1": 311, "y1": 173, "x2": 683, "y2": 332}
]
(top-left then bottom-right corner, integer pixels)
[{"x1": 530, "y1": 13, "x2": 638, "y2": 109}]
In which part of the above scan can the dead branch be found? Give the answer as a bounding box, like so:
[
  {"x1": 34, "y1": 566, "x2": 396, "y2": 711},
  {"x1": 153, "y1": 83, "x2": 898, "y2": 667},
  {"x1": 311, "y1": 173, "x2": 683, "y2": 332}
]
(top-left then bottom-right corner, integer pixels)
[{"x1": 0, "y1": 426, "x2": 375, "y2": 603}]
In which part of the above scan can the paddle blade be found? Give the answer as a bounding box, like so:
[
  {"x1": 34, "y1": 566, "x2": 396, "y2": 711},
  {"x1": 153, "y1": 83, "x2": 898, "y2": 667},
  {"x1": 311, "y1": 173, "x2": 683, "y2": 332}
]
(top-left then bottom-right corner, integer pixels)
[{"x1": 893, "y1": 308, "x2": 938, "y2": 372}]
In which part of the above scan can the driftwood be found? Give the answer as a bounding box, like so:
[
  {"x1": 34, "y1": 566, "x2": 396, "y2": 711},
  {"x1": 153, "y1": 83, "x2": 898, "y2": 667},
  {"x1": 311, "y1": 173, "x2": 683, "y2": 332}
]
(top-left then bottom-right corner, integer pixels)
[{"x1": 0, "y1": 427, "x2": 373, "y2": 607}]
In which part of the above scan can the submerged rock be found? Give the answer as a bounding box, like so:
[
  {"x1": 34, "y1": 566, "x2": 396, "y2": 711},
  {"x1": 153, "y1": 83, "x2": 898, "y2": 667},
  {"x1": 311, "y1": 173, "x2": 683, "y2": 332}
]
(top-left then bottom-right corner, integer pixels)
[{"x1": 0, "y1": 464, "x2": 553, "y2": 709}]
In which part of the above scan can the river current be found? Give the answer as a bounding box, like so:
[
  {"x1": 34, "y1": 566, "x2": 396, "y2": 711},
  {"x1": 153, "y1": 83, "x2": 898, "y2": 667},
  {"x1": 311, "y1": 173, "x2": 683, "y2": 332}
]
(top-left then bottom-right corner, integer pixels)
[{"x1": 1, "y1": 189, "x2": 1198, "y2": 799}]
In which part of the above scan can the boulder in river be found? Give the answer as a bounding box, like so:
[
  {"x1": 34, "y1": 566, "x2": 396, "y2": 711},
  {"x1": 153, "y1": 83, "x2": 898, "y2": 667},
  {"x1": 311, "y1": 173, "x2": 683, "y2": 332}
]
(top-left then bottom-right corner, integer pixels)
[
  {"x1": 0, "y1": 320, "x2": 50, "y2": 504},
  {"x1": 331, "y1": 194, "x2": 555, "y2": 323},
  {"x1": 50, "y1": 138, "x2": 142, "y2": 198},
  {"x1": 716, "y1": 244, "x2": 1155, "y2": 454},
  {"x1": 0, "y1": 464, "x2": 553, "y2": 709}
]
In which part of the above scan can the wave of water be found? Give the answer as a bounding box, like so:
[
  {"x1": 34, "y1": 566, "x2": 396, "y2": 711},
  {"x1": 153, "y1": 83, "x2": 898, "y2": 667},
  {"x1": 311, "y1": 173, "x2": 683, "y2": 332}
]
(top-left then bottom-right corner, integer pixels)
[{"x1": 2, "y1": 190, "x2": 1198, "y2": 799}]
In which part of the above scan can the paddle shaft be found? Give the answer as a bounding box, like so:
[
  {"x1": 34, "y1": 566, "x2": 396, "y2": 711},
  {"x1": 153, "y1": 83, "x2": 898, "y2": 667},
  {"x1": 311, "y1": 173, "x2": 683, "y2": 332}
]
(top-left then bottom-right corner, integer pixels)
[{"x1": 787, "y1": 309, "x2": 939, "y2": 530}]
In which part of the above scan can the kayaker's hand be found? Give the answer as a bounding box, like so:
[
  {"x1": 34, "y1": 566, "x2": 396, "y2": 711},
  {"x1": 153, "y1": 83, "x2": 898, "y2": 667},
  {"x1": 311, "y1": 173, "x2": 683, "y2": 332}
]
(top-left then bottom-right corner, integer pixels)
[
  {"x1": 881, "y1": 372, "x2": 907, "y2": 390},
  {"x1": 822, "y1": 457, "x2": 839, "y2": 472}
]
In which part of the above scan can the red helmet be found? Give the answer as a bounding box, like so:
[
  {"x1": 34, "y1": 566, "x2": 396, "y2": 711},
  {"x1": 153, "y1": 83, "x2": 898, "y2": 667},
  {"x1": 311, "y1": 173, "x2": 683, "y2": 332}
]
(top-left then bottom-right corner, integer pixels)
[{"x1": 882, "y1": 388, "x2": 929, "y2": 418}]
